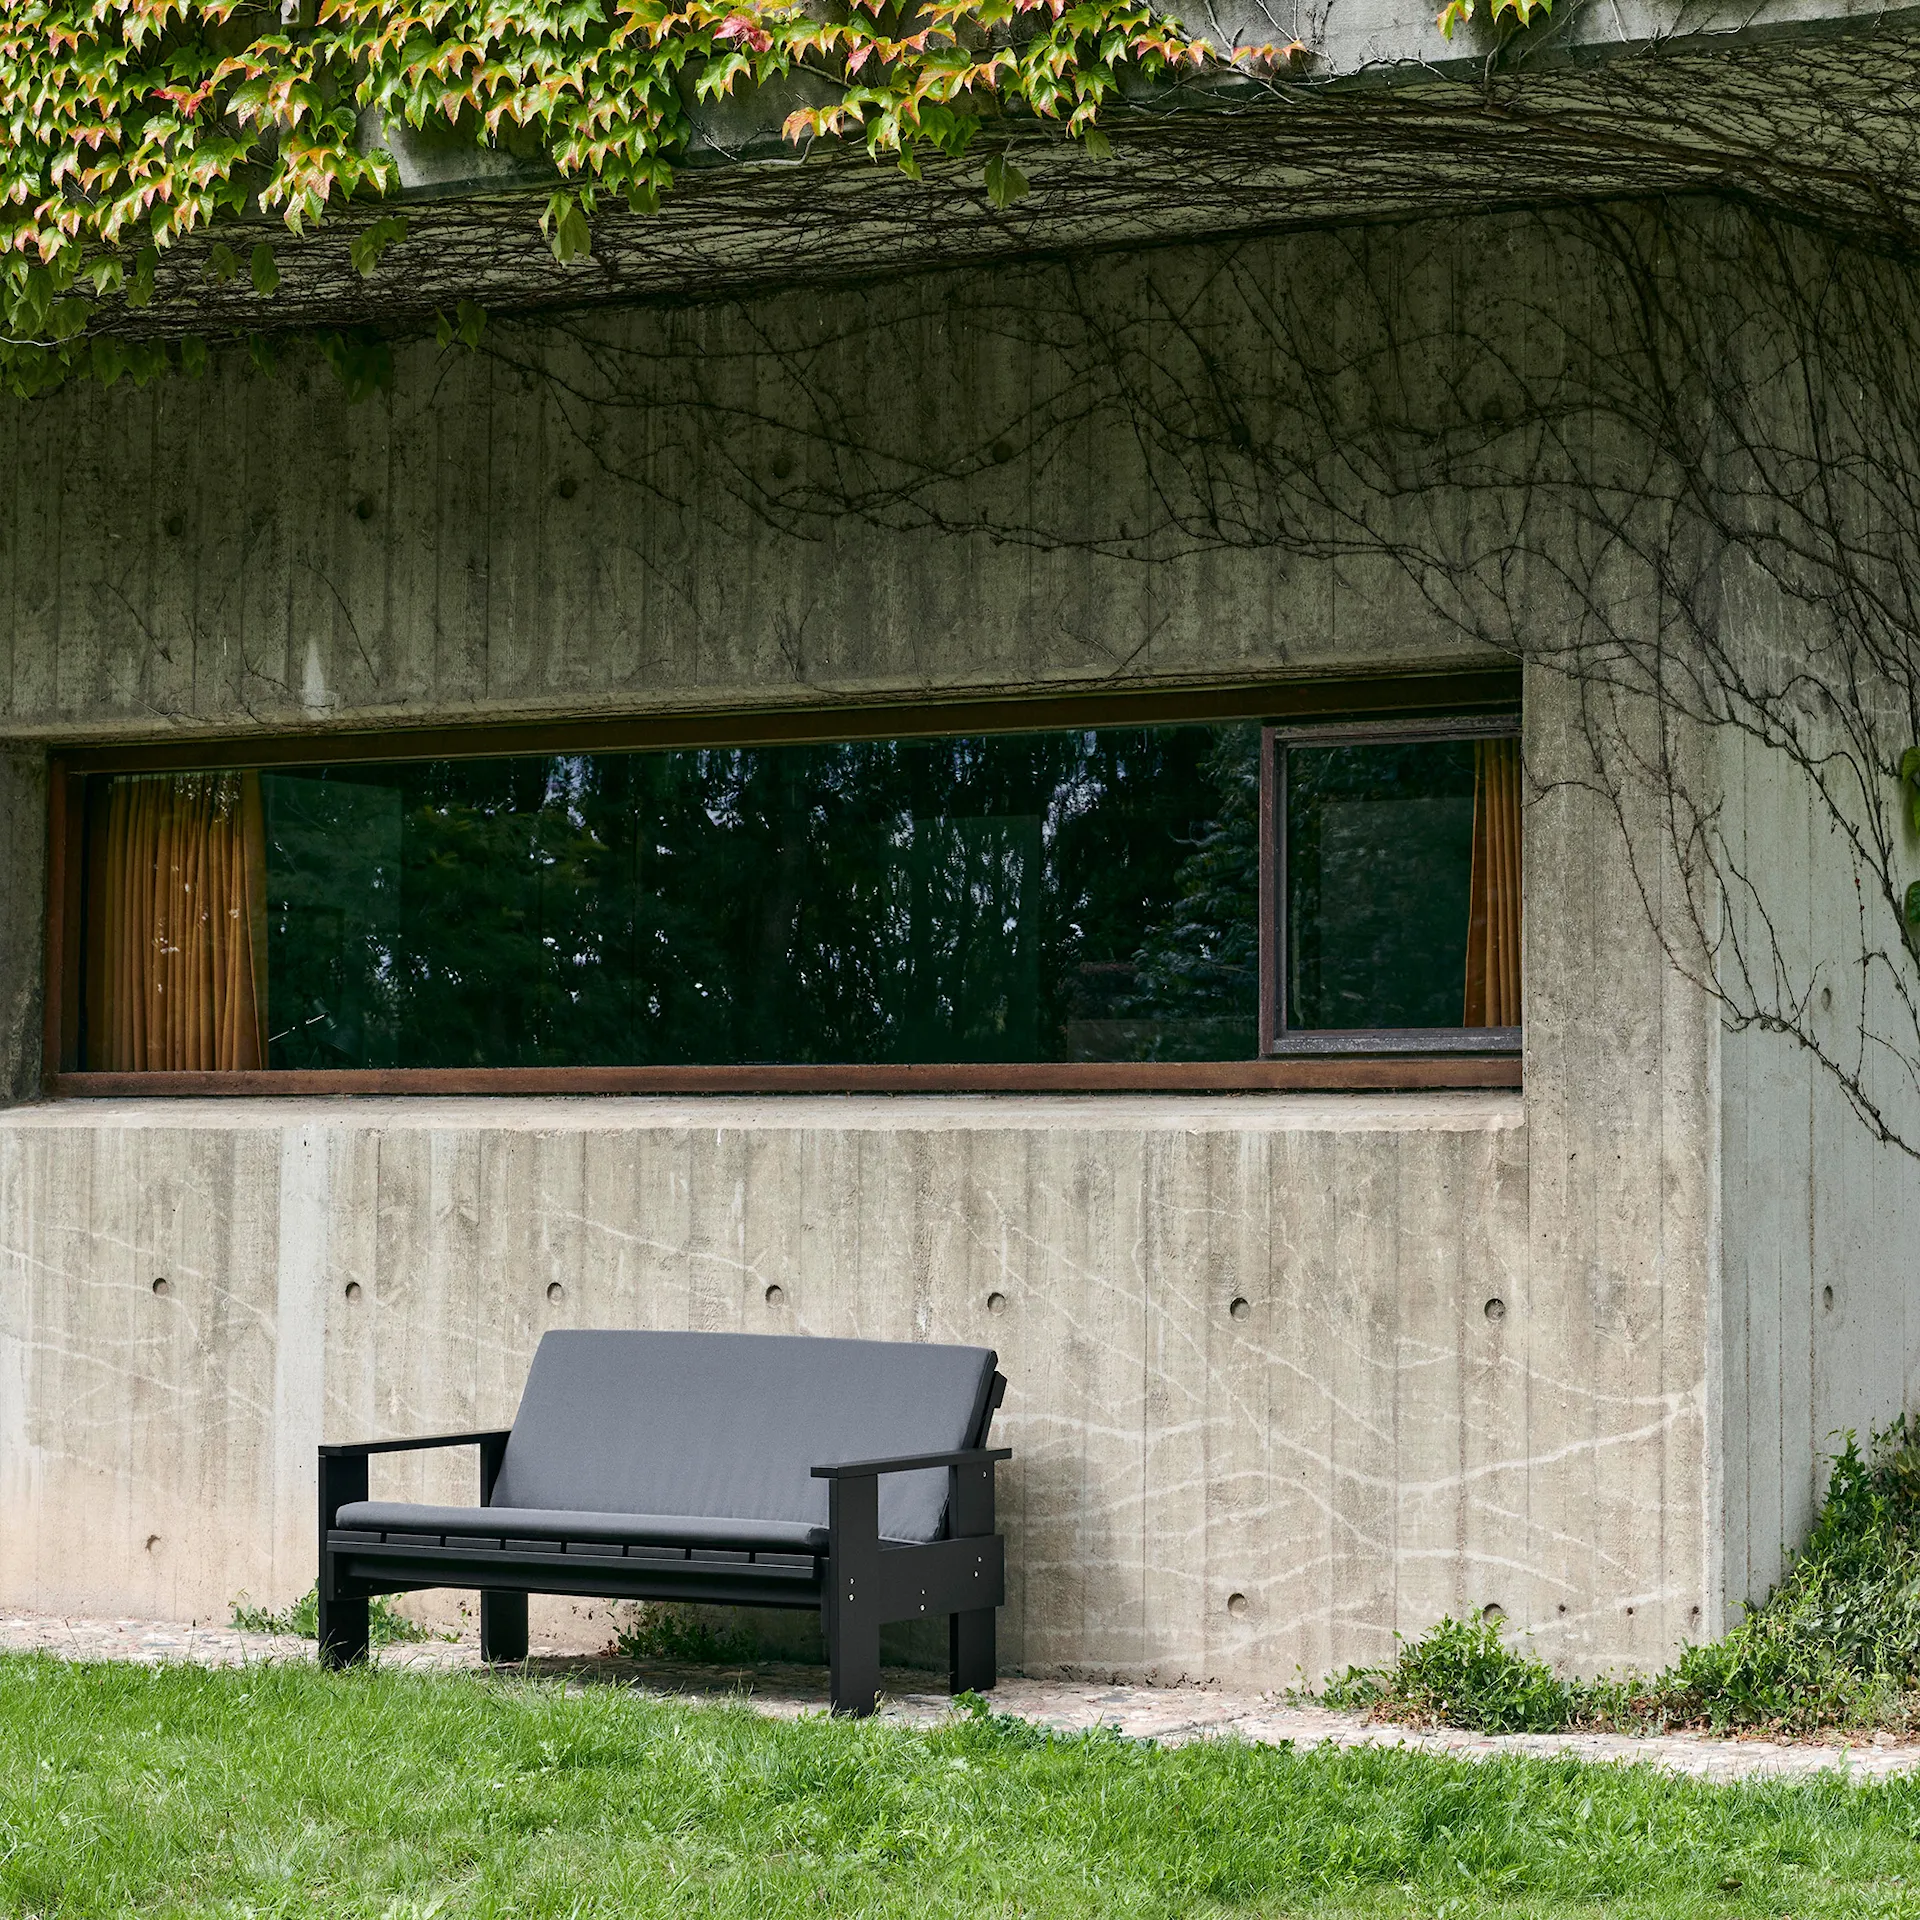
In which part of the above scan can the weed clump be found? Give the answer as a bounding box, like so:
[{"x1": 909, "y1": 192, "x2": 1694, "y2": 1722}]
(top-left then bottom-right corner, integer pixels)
[
  {"x1": 1657, "y1": 1418, "x2": 1920, "y2": 1732},
  {"x1": 1328, "y1": 1418, "x2": 1920, "y2": 1736},
  {"x1": 611, "y1": 1604, "x2": 759, "y2": 1664},
  {"x1": 1324, "y1": 1615, "x2": 1572, "y2": 1731},
  {"x1": 230, "y1": 1585, "x2": 436, "y2": 1646}
]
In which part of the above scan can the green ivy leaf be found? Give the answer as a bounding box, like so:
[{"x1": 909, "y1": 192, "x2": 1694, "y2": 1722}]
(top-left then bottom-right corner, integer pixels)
[
  {"x1": 126, "y1": 249, "x2": 159, "y2": 312},
  {"x1": 982, "y1": 151, "x2": 1029, "y2": 210},
  {"x1": 207, "y1": 244, "x2": 239, "y2": 286},
  {"x1": 179, "y1": 337, "x2": 209, "y2": 379},
  {"x1": 348, "y1": 216, "x2": 409, "y2": 279},
  {"x1": 251, "y1": 244, "x2": 281, "y2": 298},
  {"x1": 46, "y1": 300, "x2": 91, "y2": 343},
  {"x1": 1905, "y1": 880, "x2": 1920, "y2": 928},
  {"x1": 542, "y1": 192, "x2": 593, "y2": 266},
  {"x1": 434, "y1": 302, "x2": 486, "y2": 352},
  {"x1": 320, "y1": 330, "x2": 395, "y2": 403},
  {"x1": 10, "y1": 271, "x2": 52, "y2": 340}
]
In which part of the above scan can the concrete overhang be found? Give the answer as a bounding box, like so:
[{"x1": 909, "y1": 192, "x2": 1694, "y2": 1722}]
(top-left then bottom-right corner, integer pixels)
[{"x1": 91, "y1": 0, "x2": 1920, "y2": 339}]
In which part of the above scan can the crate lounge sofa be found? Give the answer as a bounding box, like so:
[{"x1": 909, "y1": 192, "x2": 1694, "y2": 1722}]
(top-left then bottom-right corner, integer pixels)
[{"x1": 318, "y1": 1329, "x2": 1011, "y2": 1715}]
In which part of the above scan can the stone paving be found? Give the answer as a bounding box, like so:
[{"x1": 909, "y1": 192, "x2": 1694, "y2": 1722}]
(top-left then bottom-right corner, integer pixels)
[{"x1": 9, "y1": 1610, "x2": 1920, "y2": 1783}]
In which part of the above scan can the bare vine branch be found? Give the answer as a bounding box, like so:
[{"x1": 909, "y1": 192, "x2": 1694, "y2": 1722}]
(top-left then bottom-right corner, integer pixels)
[{"x1": 461, "y1": 193, "x2": 1920, "y2": 1151}]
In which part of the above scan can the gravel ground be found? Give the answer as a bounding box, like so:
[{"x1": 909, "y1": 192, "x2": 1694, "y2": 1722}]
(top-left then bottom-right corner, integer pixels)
[{"x1": 8, "y1": 1609, "x2": 1920, "y2": 1783}]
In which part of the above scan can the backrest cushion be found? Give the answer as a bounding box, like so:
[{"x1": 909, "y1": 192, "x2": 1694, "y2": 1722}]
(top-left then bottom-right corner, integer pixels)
[{"x1": 491, "y1": 1330, "x2": 999, "y2": 1544}]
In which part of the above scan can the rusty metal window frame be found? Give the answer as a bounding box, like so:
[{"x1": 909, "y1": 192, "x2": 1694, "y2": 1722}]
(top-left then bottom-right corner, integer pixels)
[
  {"x1": 1261, "y1": 714, "x2": 1523, "y2": 1060},
  {"x1": 44, "y1": 674, "x2": 1523, "y2": 1096}
]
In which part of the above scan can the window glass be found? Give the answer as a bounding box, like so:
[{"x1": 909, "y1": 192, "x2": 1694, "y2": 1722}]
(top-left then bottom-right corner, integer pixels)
[
  {"x1": 76, "y1": 713, "x2": 1518, "y2": 1072},
  {"x1": 1284, "y1": 738, "x2": 1486, "y2": 1031},
  {"x1": 81, "y1": 724, "x2": 1259, "y2": 1071}
]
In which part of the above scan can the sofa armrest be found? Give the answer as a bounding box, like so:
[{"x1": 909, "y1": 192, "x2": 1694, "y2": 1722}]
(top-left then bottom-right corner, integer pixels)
[
  {"x1": 319, "y1": 1430, "x2": 512, "y2": 1458},
  {"x1": 811, "y1": 1447, "x2": 1011, "y2": 1479},
  {"x1": 319, "y1": 1428, "x2": 515, "y2": 1584}
]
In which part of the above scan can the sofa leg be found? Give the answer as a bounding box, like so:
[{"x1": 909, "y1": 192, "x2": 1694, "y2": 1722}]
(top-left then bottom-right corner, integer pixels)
[
  {"x1": 825, "y1": 1469, "x2": 883, "y2": 1716},
  {"x1": 317, "y1": 1587, "x2": 370, "y2": 1669},
  {"x1": 317, "y1": 1451, "x2": 371, "y2": 1669},
  {"x1": 950, "y1": 1607, "x2": 996, "y2": 1695},
  {"x1": 481, "y1": 1592, "x2": 529, "y2": 1664},
  {"x1": 828, "y1": 1607, "x2": 882, "y2": 1717},
  {"x1": 945, "y1": 1455, "x2": 999, "y2": 1695}
]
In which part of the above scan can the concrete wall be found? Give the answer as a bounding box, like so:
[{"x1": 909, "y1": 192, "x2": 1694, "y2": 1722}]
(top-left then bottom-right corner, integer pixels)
[
  {"x1": 0, "y1": 233, "x2": 1513, "y2": 742},
  {"x1": 1717, "y1": 722, "x2": 1920, "y2": 1611},
  {"x1": 0, "y1": 1093, "x2": 1542, "y2": 1680},
  {"x1": 0, "y1": 211, "x2": 1732, "y2": 1681}
]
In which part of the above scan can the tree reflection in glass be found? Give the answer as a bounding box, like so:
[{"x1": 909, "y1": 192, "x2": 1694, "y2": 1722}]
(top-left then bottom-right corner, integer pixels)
[
  {"x1": 1283, "y1": 739, "x2": 1478, "y2": 1032},
  {"x1": 256, "y1": 723, "x2": 1260, "y2": 1069}
]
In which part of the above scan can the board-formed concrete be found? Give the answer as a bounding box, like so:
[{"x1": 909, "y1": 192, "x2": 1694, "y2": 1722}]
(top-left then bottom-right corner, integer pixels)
[
  {"x1": 0, "y1": 204, "x2": 1832, "y2": 1683},
  {"x1": 0, "y1": 1091, "x2": 1553, "y2": 1684},
  {"x1": 1715, "y1": 721, "x2": 1920, "y2": 1613}
]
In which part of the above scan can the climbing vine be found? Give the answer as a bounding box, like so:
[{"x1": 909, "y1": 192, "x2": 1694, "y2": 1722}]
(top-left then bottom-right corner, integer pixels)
[
  {"x1": 427, "y1": 199, "x2": 1920, "y2": 1159},
  {"x1": 0, "y1": 0, "x2": 1308, "y2": 395}
]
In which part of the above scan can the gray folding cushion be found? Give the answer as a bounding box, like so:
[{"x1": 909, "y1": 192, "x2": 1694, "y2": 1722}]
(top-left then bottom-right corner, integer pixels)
[
  {"x1": 332, "y1": 1502, "x2": 829, "y2": 1553},
  {"x1": 487, "y1": 1330, "x2": 998, "y2": 1545}
]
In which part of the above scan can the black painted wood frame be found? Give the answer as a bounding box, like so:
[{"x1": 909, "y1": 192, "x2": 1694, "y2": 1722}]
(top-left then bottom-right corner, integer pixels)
[{"x1": 315, "y1": 1431, "x2": 1011, "y2": 1716}]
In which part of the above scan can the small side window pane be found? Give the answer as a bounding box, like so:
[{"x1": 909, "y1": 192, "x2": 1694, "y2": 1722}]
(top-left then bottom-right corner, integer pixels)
[{"x1": 1285, "y1": 739, "x2": 1483, "y2": 1031}]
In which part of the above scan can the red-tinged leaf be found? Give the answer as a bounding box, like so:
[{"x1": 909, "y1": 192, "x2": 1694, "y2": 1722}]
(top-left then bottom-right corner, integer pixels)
[{"x1": 714, "y1": 12, "x2": 771, "y2": 47}]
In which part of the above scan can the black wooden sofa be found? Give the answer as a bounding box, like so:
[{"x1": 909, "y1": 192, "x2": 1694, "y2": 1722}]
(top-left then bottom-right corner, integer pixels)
[{"x1": 318, "y1": 1329, "x2": 1009, "y2": 1715}]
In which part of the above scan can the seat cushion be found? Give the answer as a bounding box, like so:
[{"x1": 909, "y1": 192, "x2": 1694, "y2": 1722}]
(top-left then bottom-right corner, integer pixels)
[
  {"x1": 333, "y1": 1501, "x2": 827, "y2": 1553},
  {"x1": 488, "y1": 1330, "x2": 998, "y2": 1545}
]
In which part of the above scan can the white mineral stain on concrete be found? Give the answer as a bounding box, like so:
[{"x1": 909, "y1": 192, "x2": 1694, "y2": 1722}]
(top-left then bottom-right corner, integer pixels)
[
  {"x1": 0, "y1": 1078, "x2": 1706, "y2": 1688},
  {"x1": 4, "y1": 221, "x2": 1878, "y2": 1691}
]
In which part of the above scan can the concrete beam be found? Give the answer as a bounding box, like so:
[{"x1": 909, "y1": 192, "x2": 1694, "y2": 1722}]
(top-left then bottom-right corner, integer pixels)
[{"x1": 79, "y1": 5, "x2": 1920, "y2": 343}]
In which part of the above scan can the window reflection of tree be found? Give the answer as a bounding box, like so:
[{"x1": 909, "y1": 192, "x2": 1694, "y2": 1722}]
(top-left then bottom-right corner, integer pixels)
[{"x1": 263, "y1": 723, "x2": 1262, "y2": 1069}]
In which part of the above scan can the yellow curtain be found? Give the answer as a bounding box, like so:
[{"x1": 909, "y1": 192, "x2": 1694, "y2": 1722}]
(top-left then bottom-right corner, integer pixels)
[
  {"x1": 1464, "y1": 738, "x2": 1522, "y2": 1028},
  {"x1": 90, "y1": 773, "x2": 268, "y2": 1071}
]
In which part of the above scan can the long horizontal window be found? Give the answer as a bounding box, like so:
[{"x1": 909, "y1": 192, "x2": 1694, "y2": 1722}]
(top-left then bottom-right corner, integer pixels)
[
  {"x1": 61, "y1": 707, "x2": 1521, "y2": 1085},
  {"x1": 81, "y1": 729, "x2": 1258, "y2": 1072}
]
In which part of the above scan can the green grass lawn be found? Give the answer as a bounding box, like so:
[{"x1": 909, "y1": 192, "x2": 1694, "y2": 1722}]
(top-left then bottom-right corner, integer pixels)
[{"x1": 6, "y1": 1656, "x2": 1920, "y2": 1918}]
